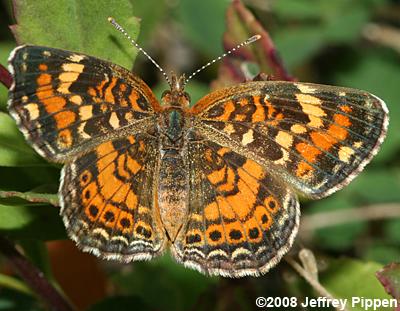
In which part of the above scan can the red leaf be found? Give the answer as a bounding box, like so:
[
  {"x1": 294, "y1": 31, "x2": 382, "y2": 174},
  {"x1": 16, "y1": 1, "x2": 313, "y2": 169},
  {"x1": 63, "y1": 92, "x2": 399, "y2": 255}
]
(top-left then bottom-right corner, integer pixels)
[
  {"x1": 212, "y1": 0, "x2": 294, "y2": 90},
  {"x1": 376, "y1": 262, "x2": 400, "y2": 309}
]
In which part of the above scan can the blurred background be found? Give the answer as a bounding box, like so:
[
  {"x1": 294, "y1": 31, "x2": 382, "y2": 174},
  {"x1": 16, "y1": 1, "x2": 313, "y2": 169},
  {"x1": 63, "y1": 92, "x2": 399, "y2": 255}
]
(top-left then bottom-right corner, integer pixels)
[{"x1": 0, "y1": 0, "x2": 399, "y2": 310}]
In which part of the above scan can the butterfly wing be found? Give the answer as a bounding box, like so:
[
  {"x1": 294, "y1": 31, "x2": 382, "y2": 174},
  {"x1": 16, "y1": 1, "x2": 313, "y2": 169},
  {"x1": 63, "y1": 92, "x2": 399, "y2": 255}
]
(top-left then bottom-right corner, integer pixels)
[
  {"x1": 8, "y1": 45, "x2": 161, "y2": 162},
  {"x1": 172, "y1": 139, "x2": 299, "y2": 277},
  {"x1": 60, "y1": 133, "x2": 166, "y2": 260},
  {"x1": 188, "y1": 81, "x2": 388, "y2": 198}
]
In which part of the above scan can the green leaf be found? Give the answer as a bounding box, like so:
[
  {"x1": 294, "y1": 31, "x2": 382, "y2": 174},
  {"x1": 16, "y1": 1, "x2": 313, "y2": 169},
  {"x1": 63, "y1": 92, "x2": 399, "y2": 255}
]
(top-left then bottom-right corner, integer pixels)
[
  {"x1": 323, "y1": 8, "x2": 368, "y2": 43},
  {"x1": 0, "y1": 203, "x2": 65, "y2": 240},
  {"x1": 0, "y1": 166, "x2": 60, "y2": 192},
  {"x1": 273, "y1": 0, "x2": 371, "y2": 70},
  {"x1": 177, "y1": 0, "x2": 229, "y2": 56},
  {"x1": 273, "y1": 0, "x2": 324, "y2": 19},
  {"x1": 384, "y1": 219, "x2": 400, "y2": 245},
  {"x1": 363, "y1": 244, "x2": 400, "y2": 265},
  {"x1": 13, "y1": 0, "x2": 141, "y2": 68},
  {"x1": 0, "y1": 112, "x2": 46, "y2": 167},
  {"x1": 0, "y1": 274, "x2": 33, "y2": 296},
  {"x1": 341, "y1": 169, "x2": 400, "y2": 203},
  {"x1": 274, "y1": 27, "x2": 324, "y2": 69},
  {"x1": 320, "y1": 258, "x2": 393, "y2": 311},
  {"x1": 131, "y1": 0, "x2": 167, "y2": 43}
]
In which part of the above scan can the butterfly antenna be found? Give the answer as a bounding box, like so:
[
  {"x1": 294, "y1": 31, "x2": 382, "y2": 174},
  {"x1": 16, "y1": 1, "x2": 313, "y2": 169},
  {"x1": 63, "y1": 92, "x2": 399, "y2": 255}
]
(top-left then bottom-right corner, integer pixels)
[
  {"x1": 108, "y1": 17, "x2": 172, "y2": 87},
  {"x1": 184, "y1": 34, "x2": 261, "y2": 86}
]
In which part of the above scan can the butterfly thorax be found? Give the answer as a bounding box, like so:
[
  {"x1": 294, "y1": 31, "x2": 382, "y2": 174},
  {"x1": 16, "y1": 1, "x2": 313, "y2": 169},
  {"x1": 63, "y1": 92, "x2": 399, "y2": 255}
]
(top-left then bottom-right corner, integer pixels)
[
  {"x1": 157, "y1": 74, "x2": 190, "y2": 241},
  {"x1": 159, "y1": 74, "x2": 190, "y2": 145}
]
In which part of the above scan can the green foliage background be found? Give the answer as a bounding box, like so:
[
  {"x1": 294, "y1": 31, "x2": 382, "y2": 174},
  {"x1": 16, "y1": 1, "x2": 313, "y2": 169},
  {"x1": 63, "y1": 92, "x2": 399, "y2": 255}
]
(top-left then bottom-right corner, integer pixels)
[{"x1": 0, "y1": 0, "x2": 399, "y2": 310}]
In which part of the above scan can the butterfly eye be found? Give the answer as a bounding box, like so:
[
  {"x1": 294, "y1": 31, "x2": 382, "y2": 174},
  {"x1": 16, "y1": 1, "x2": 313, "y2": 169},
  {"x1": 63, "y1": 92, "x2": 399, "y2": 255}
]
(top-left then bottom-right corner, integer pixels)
[
  {"x1": 183, "y1": 92, "x2": 191, "y2": 103},
  {"x1": 161, "y1": 90, "x2": 171, "y2": 99}
]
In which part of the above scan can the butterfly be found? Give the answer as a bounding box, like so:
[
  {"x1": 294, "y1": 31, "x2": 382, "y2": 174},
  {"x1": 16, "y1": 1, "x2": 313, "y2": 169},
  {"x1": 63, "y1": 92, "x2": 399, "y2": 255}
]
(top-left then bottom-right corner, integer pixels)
[{"x1": 7, "y1": 23, "x2": 388, "y2": 277}]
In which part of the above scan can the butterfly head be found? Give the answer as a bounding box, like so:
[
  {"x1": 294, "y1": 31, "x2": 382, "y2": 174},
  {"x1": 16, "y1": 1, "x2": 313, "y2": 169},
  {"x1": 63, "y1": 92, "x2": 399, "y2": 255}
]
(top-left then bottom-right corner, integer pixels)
[{"x1": 161, "y1": 73, "x2": 191, "y2": 108}]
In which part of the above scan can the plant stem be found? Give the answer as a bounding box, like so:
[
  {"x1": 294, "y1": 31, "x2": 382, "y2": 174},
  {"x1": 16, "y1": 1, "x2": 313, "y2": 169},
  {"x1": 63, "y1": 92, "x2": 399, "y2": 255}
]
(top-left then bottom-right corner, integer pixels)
[
  {"x1": 300, "y1": 203, "x2": 400, "y2": 234},
  {"x1": 363, "y1": 23, "x2": 400, "y2": 54},
  {"x1": 233, "y1": 0, "x2": 295, "y2": 81},
  {"x1": 0, "y1": 64, "x2": 12, "y2": 89},
  {"x1": 0, "y1": 235, "x2": 75, "y2": 311},
  {"x1": 286, "y1": 256, "x2": 350, "y2": 311},
  {"x1": 0, "y1": 190, "x2": 59, "y2": 206}
]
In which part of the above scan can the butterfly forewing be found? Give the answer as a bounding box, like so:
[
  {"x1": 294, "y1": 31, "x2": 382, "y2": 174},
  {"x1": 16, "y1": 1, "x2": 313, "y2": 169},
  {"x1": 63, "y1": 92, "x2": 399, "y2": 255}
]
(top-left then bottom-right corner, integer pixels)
[
  {"x1": 8, "y1": 45, "x2": 161, "y2": 162},
  {"x1": 189, "y1": 81, "x2": 388, "y2": 198}
]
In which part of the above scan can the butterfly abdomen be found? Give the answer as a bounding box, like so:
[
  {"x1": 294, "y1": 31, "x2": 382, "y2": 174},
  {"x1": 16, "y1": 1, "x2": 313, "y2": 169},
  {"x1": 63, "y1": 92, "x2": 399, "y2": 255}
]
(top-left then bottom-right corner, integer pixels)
[{"x1": 157, "y1": 149, "x2": 188, "y2": 241}]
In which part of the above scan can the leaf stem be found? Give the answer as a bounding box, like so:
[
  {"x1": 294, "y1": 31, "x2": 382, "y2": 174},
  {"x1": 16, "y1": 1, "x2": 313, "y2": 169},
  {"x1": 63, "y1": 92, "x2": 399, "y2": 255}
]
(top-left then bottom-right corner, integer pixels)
[
  {"x1": 0, "y1": 235, "x2": 75, "y2": 311},
  {"x1": 0, "y1": 63, "x2": 12, "y2": 89},
  {"x1": 0, "y1": 190, "x2": 59, "y2": 206},
  {"x1": 0, "y1": 272, "x2": 34, "y2": 296}
]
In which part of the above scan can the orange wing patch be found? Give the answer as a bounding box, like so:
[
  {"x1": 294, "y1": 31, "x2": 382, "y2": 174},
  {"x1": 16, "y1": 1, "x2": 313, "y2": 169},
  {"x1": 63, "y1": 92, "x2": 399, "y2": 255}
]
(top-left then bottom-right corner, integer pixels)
[
  {"x1": 60, "y1": 134, "x2": 165, "y2": 261},
  {"x1": 173, "y1": 140, "x2": 299, "y2": 277}
]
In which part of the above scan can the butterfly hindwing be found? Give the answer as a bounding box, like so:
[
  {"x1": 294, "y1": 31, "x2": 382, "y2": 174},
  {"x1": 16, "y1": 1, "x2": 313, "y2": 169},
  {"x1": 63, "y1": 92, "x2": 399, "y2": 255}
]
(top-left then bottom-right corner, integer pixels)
[
  {"x1": 172, "y1": 139, "x2": 299, "y2": 277},
  {"x1": 60, "y1": 133, "x2": 166, "y2": 261},
  {"x1": 189, "y1": 81, "x2": 388, "y2": 198},
  {"x1": 8, "y1": 45, "x2": 161, "y2": 162}
]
